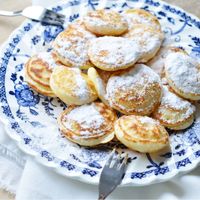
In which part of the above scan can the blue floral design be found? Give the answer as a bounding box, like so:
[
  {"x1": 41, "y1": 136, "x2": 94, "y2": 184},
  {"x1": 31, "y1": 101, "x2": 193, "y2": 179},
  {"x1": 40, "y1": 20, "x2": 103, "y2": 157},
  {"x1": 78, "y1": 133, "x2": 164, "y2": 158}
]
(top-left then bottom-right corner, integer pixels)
[
  {"x1": 69, "y1": 0, "x2": 80, "y2": 6},
  {"x1": 11, "y1": 48, "x2": 30, "y2": 61},
  {"x1": 52, "y1": 6, "x2": 63, "y2": 12},
  {"x1": 82, "y1": 168, "x2": 97, "y2": 177},
  {"x1": 145, "y1": 0, "x2": 160, "y2": 7},
  {"x1": 0, "y1": 0, "x2": 200, "y2": 184},
  {"x1": 69, "y1": 14, "x2": 80, "y2": 22},
  {"x1": 9, "y1": 72, "x2": 43, "y2": 126},
  {"x1": 41, "y1": 151, "x2": 55, "y2": 161},
  {"x1": 23, "y1": 23, "x2": 32, "y2": 32},
  {"x1": 15, "y1": 63, "x2": 23, "y2": 72},
  {"x1": 14, "y1": 83, "x2": 39, "y2": 107},
  {"x1": 189, "y1": 36, "x2": 200, "y2": 58},
  {"x1": 31, "y1": 35, "x2": 41, "y2": 45},
  {"x1": 87, "y1": 0, "x2": 98, "y2": 10},
  {"x1": 43, "y1": 26, "x2": 63, "y2": 44},
  {"x1": 24, "y1": 137, "x2": 32, "y2": 144},
  {"x1": 41, "y1": 97, "x2": 60, "y2": 118},
  {"x1": 60, "y1": 161, "x2": 76, "y2": 171},
  {"x1": 176, "y1": 158, "x2": 191, "y2": 169}
]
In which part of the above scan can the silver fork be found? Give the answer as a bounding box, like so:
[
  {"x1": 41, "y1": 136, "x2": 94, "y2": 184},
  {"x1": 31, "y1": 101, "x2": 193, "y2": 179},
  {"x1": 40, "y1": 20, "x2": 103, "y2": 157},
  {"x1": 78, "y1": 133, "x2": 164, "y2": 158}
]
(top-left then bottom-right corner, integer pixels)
[
  {"x1": 0, "y1": 6, "x2": 65, "y2": 26},
  {"x1": 98, "y1": 149, "x2": 128, "y2": 200}
]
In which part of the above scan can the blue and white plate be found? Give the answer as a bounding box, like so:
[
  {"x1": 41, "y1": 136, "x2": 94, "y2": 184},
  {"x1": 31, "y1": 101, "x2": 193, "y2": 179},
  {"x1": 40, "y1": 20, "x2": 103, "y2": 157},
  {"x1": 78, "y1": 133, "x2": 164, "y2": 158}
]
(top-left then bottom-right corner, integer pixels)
[{"x1": 0, "y1": 0, "x2": 200, "y2": 186}]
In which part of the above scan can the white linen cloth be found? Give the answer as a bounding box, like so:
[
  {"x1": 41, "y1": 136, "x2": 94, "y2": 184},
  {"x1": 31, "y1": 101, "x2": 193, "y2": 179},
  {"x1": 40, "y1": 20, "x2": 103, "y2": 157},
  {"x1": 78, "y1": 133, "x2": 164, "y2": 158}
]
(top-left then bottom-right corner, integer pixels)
[
  {"x1": 0, "y1": 122, "x2": 25, "y2": 194},
  {"x1": 0, "y1": 0, "x2": 200, "y2": 199}
]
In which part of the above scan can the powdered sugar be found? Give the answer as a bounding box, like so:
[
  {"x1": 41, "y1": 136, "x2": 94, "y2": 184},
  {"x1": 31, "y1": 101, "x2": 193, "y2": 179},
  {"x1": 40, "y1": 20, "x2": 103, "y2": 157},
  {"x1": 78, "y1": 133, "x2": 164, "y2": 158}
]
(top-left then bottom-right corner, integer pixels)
[
  {"x1": 148, "y1": 47, "x2": 184, "y2": 77},
  {"x1": 126, "y1": 28, "x2": 163, "y2": 62},
  {"x1": 37, "y1": 52, "x2": 57, "y2": 70},
  {"x1": 165, "y1": 53, "x2": 200, "y2": 94},
  {"x1": 54, "y1": 29, "x2": 95, "y2": 67},
  {"x1": 107, "y1": 64, "x2": 161, "y2": 97},
  {"x1": 106, "y1": 64, "x2": 161, "y2": 111},
  {"x1": 85, "y1": 16, "x2": 108, "y2": 27},
  {"x1": 84, "y1": 10, "x2": 127, "y2": 29},
  {"x1": 89, "y1": 36, "x2": 141, "y2": 68},
  {"x1": 55, "y1": 37, "x2": 88, "y2": 66},
  {"x1": 138, "y1": 31, "x2": 162, "y2": 52},
  {"x1": 139, "y1": 116, "x2": 158, "y2": 125},
  {"x1": 161, "y1": 86, "x2": 194, "y2": 110},
  {"x1": 122, "y1": 12, "x2": 160, "y2": 30},
  {"x1": 72, "y1": 68, "x2": 90, "y2": 101},
  {"x1": 157, "y1": 86, "x2": 196, "y2": 123},
  {"x1": 64, "y1": 103, "x2": 105, "y2": 136}
]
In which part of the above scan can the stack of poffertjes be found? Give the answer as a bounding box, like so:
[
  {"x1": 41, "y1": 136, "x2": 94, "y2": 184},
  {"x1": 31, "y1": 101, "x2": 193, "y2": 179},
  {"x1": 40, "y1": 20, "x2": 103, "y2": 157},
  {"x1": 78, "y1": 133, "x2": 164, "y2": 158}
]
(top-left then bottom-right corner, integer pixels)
[{"x1": 25, "y1": 9, "x2": 200, "y2": 153}]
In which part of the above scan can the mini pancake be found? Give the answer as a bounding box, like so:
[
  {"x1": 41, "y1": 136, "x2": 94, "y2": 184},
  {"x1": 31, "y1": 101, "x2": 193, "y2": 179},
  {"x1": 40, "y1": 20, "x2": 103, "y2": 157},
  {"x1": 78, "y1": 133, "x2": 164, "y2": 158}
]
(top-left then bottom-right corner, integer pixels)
[
  {"x1": 58, "y1": 102, "x2": 117, "y2": 146},
  {"x1": 52, "y1": 21, "x2": 96, "y2": 69},
  {"x1": 88, "y1": 67, "x2": 111, "y2": 106},
  {"x1": 123, "y1": 24, "x2": 164, "y2": 63},
  {"x1": 67, "y1": 19, "x2": 87, "y2": 30},
  {"x1": 152, "y1": 86, "x2": 196, "y2": 130},
  {"x1": 115, "y1": 115, "x2": 169, "y2": 153},
  {"x1": 25, "y1": 52, "x2": 60, "y2": 97},
  {"x1": 147, "y1": 46, "x2": 187, "y2": 77},
  {"x1": 50, "y1": 65, "x2": 97, "y2": 105},
  {"x1": 123, "y1": 9, "x2": 161, "y2": 31},
  {"x1": 165, "y1": 52, "x2": 200, "y2": 100},
  {"x1": 88, "y1": 36, "x2": 141, "y2": 71},
  {"x1": 83, "y1": 9, "x2": 128, "y2": 36},
  {"x1": 106, "y1": 64, "x2": 162, "y2": 115}
]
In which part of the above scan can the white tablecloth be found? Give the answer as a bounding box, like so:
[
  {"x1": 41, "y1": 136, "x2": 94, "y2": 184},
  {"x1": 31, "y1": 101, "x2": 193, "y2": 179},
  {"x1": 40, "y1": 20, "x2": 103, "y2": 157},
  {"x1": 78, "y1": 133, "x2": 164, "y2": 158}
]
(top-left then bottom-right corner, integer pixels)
[{"x1": 0, "y1": 0, "x2": 200, "y2": 199}]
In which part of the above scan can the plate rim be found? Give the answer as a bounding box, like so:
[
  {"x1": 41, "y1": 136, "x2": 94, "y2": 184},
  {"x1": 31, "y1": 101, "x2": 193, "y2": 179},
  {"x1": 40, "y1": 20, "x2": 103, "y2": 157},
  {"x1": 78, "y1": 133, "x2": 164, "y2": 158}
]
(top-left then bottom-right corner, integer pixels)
[{"x1": 0, "y1": 0, "x2": 200, "y2": 187}]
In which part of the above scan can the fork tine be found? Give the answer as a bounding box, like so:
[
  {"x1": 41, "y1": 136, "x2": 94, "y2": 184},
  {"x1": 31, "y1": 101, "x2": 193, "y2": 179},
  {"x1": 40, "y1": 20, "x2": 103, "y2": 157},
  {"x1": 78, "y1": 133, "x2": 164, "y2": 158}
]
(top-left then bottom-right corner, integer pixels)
[
  {"x1": 45, "y1": 9, "x2": 65, "y2": 19},
  {"x1": 105, "y1": 148, "x2": 116, "y2": 167},
  {"x1": 118, "y1": 153, "x2": 128, "y2": 170},
  {"x1": 98, "y1": 151, "x2": 129, "y2": 200},
  {"x1": 41, "y1": 17, "x2": 64, "y2": 26},
  {"x1": 109, "y1": 151, "x2": 121, "y2": 168}
]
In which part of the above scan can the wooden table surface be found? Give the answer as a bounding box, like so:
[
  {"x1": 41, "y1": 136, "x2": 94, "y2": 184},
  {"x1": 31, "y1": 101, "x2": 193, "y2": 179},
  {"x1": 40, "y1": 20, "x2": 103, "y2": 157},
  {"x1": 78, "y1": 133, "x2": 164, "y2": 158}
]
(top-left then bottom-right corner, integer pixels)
[{"x1": 0, "y1": 0, "x2": 199, "y2": 199}]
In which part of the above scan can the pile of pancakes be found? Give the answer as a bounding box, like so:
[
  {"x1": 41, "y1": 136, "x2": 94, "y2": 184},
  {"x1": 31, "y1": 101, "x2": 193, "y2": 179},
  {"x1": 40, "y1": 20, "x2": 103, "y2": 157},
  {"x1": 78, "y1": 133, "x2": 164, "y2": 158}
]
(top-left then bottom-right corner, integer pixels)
[{"x1": 25, "y1": 9, "x2": 200, "y2": 153}]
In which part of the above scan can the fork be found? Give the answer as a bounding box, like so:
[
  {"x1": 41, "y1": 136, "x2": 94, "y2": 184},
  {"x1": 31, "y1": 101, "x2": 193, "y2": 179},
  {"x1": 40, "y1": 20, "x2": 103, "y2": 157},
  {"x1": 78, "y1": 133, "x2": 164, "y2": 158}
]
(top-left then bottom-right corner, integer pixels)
[
  {"x1": 98, "y1": 149, "x2": 128, "y2": 200},
  {"x1": 0, "y1": 6, "x2": 65, "y2": 26}
]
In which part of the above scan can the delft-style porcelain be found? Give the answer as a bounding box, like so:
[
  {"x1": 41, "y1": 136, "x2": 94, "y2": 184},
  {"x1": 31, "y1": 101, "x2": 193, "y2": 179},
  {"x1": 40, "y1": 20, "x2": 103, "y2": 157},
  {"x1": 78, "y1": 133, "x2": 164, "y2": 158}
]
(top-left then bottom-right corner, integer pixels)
[{"x1": 0, "y1": 0, "x2": 200, "y2": 186}]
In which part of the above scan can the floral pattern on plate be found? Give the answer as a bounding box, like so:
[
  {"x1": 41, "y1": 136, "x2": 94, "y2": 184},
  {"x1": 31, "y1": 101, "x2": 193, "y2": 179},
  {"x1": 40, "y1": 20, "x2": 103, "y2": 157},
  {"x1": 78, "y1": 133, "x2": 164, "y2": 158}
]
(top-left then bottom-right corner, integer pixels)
[{"x1": 0, "y1": 0, "x2": 200, "y2": 186}]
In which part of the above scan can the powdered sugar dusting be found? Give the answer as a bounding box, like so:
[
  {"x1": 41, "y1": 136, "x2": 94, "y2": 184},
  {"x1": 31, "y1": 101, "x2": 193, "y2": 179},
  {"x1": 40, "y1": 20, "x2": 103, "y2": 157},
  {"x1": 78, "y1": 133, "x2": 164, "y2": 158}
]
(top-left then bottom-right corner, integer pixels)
[
  {"x1": 165, "y1": 53, "x2": 200, "y2": 94},
  {"x1": 37, "y1": 52, "x2": 58, "y2": 70},
  {"x1": 161, "y1": 86, "x2": 195, "y2": 110},
  {"x1": 64, "y1": 103, "x2": 105, "y2": 137},
  {"x1": 137, "y1": 31, "x2": 162, "y2": 52},
  {"x1": 139, "y1": 116, "x2": 158, "y2": 125},
  {"x1": 106, "y1": 64, "x2": 161, "y2": 111},
  {"x1": 89, "y1": 36, "x2": 141, "y2": 68},
  {"x1": 156, "y1": 86, "x2": 196, "y2": 123},
  {"x1": 54, "y1": 29, "x2": 95, "y2": 67},
  {"x1": 84, "y1": 10, "x2": 127, "y2": 29},
  {"x1": 107, "y1": 64, "x2": 160, "y2": 97},
  {"x1": 72, "y1": 68, "x2": 90, "y2": 101},
  {"x1": 85, "y1": 16, "x2": 108, "y2": 27},
  {"x1": 122, "y1": 12, "x2": 160, "y2": 30},
  {"x1": 125, "y1": 28, "x2": 163, "y2": 62}
]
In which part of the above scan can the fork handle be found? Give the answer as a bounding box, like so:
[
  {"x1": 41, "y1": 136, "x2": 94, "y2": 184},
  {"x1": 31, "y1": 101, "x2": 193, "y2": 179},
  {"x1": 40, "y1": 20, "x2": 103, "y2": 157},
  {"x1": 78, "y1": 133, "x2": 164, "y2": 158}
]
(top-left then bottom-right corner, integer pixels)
[{"x1": 0, "y1": 10, "x2": 22, "y2": 17}]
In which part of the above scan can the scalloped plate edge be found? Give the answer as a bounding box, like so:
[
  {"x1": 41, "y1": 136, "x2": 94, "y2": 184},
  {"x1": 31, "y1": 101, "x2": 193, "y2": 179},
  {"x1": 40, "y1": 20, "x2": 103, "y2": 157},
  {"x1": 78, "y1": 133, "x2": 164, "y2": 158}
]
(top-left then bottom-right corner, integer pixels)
[{"x1": 0, "y1": 0, "x2": 200, "y2": 186}]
